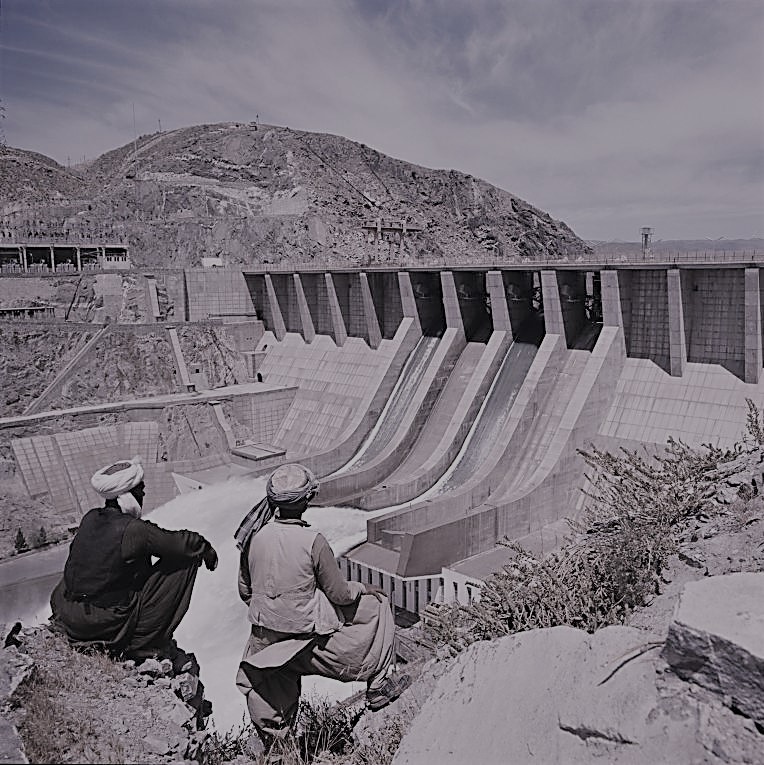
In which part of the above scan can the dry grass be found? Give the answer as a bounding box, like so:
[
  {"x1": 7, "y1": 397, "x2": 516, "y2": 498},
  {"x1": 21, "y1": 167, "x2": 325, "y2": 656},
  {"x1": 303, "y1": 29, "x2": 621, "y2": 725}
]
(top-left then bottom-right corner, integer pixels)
[
  {"x1": 201, "y1": 698, "x2": 404, "y2": 765},
  {"x1": 199, "y1": 717, "x2": 257, "y2": 765},
  {"x1": 12, "y1": 630, "x2": 129, "y2": 764}
]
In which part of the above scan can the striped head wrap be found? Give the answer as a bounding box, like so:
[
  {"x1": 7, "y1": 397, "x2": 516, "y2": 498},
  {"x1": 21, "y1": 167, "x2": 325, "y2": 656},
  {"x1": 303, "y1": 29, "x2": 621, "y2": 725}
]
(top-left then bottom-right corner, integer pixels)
[{"x1": 234, "y1": 463, "x2": 319, "y2": 551}]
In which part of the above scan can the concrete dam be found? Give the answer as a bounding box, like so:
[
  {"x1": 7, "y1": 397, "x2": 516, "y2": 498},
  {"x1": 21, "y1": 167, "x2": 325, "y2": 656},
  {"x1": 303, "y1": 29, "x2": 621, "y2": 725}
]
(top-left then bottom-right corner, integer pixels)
[
  {"x1": 198, "y1": 260, "x2": 764, "y2": 612},
  {"x1": 2, "y1": 258, "x2": 763, "y2": 618}
]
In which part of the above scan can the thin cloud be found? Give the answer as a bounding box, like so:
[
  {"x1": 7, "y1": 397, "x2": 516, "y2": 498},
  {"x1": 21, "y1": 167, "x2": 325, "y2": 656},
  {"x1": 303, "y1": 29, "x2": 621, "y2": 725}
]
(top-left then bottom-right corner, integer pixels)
[{"x1": 1, "y1": 0, "x2": 762, "y2": 240}]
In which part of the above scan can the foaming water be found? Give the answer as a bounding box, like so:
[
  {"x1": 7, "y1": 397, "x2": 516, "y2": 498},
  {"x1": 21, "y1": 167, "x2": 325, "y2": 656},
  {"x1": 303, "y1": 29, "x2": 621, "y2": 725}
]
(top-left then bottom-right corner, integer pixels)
[
  {"x1": 331, "y1": 336, "x2": 439, "y2": 476},
  {"x1": 149, "y1": 478, "x2": 374, "y2": 732}
]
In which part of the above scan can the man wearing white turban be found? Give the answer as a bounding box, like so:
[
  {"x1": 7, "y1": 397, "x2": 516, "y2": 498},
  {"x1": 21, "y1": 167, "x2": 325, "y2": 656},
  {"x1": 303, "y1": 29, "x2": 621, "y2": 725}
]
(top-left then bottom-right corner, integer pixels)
[
  {"x1": 50, "y1": 457, "x2": 218, "y2": 661},
  {"x1": 236, "y1": 463, "x2": 410, "y2": 748}
]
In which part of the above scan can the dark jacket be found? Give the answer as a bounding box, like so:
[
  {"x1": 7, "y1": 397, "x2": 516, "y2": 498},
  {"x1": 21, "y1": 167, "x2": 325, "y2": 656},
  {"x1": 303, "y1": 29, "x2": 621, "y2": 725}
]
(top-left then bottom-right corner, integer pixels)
[{"x1": 51, "y1": 506, "x2": 210, "y2": 649}]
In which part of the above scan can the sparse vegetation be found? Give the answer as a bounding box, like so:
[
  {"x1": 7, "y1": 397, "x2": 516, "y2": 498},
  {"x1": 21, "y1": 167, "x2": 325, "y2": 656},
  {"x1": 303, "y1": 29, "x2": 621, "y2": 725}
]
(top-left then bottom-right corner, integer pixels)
[
  {"x1": 428, "y1": 401, "x2": 763, "y2": 652},
  {"x1": 200, "y1": 717, "x2": 257, "y2": 765},
  {"x1": 33, "y1": 525, "x2": 47, "y2": 548},
  {"x1": 13, "y1": 528, "x2": 28, "y2": 553},
  {"x1": 12, "y1": 631, "x2": 128, "y2": 764},
  {"x1": 200, "y1": 697, "x2": 404, "y2": 765}
]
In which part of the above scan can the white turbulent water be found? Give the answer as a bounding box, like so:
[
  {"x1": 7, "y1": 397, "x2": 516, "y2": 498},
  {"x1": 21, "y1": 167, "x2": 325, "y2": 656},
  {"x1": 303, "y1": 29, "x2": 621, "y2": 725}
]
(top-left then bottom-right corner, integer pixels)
[
  {"x1": 149, "y1": 477, "x2": 373, "y2": 732},
  {"x1": 332, "y1": 336, "x2": 439, "y2": 476}
]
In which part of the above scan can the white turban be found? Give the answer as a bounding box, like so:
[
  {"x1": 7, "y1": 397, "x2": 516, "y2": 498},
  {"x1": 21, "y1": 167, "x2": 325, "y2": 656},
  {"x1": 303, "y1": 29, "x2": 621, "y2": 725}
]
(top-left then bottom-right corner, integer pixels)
[{"x1": 91, "y1": 457, "x2": 145, "y2": 518}]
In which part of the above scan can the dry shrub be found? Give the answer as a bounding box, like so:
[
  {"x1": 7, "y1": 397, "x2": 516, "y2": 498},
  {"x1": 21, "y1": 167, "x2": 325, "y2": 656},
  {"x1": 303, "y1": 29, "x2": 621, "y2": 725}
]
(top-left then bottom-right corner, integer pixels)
[
  {"x1": 745, "y1": 398, "x2": 764, "y2": 445},
  {"x1": 201, "y1": 697, "x2": 365, "y2": 765},
  {"x1": 428, "y1": 430, "x2": 745, "y2": 651},
  {"x1": 294, "y1": 695, "x2": 359, "y2": 761},
  {"x1": 200, "y1": 717, "x2": 257, "y2": 765}
]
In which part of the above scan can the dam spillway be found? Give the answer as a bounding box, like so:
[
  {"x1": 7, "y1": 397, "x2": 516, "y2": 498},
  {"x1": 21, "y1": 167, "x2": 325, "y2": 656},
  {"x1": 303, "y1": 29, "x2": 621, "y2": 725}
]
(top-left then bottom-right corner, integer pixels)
[
  {"x1": 234, "y1": 261, "x2": 763, "y2": 610},
  {"x1": 1, "y1": 258, "x2": 763, "y2": 622}
]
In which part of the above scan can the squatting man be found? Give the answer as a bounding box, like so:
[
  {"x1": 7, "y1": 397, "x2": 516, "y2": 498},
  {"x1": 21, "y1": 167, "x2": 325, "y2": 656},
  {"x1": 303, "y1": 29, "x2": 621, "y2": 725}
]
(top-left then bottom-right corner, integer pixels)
[
  {"x1": 51, "y1": 457, "x2": 218, "y2": 661},
  {"x1": 236, "y1": 463, "x2": 410, "y2": 745},
  {"x1": 50, "y1": 458, "x2": 408, "y2": 744}
]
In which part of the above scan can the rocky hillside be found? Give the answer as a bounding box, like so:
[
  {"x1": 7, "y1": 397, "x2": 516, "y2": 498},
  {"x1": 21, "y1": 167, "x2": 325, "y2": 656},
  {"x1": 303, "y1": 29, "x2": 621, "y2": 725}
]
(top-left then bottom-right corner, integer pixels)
[
  {"x1": 0, "y1": 325, "x2": 98, "y2": 417},
  {"x1": 0, "y1": 124, "x2": 589, "y2": 267},
  {"x1": 49, "y1": 329, "x2": 178, "y2": 409}
]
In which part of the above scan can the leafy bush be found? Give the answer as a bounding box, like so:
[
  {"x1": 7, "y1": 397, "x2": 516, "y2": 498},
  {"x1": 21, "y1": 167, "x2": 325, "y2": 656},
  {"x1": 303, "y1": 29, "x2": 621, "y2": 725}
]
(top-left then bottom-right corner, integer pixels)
[
  {"x1": 33, "y1": 526, "x2": 47, "y2": 548},
  {"x1": 745, "y1": 398, "x2": 764, "y2": 445}
]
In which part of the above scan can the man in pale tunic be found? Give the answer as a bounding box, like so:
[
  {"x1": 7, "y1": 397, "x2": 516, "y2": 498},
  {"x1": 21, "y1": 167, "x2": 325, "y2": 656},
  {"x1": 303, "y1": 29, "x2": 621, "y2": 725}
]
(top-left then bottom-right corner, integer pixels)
[{"x1": 235, "y1": 463, "x2": 409, "y2": 744}]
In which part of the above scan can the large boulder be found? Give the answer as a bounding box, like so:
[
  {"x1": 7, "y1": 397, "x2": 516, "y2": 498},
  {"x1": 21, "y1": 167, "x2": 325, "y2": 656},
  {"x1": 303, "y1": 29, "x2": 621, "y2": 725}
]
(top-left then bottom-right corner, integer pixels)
[
  {"x1": 393, "y1": 601, "x2": 764, "y2": 764},
  {"x1": 394, "y1": 626, "x2": 682, "y2": 763},
  {"x1": 662, "y1": 572, "x2": 764, "y2": 725}
]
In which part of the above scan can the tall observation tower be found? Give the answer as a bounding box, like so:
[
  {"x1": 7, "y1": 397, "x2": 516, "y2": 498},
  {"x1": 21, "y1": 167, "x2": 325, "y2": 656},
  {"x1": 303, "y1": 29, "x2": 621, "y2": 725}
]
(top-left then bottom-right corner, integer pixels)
[{"x1": 640, "y1": 227, "x2": 653, "y2": 256}]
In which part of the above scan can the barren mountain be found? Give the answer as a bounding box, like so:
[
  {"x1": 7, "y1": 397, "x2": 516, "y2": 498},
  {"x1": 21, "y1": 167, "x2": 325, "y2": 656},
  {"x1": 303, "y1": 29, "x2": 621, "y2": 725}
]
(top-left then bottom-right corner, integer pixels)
[{"x1": 1, "y1": 122, "x2": 590, "y2": 267}]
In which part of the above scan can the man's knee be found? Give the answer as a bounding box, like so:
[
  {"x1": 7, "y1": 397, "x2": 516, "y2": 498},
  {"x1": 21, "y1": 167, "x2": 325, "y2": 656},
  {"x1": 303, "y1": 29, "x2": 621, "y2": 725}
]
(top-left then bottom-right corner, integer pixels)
[{"x1": 238, "y1": 662, "x2": 301, "y2": 731}]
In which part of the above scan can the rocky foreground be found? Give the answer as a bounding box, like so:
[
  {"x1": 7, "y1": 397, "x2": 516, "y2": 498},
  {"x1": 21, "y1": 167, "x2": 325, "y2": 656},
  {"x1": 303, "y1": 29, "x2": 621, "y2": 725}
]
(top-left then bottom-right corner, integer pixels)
[
  {"x1": 0, "y1": 496, "x2": 760, "y2": 764},
  {"x1": 1, "y1": 629, "x2": 210, "y2": 765},
  {"x1": 383, "y1": 575, "x2": 764, "y2": 764},
  {"x1": 359, "y1": 456, "x2": 764, "y2": 765},
  {"x1": 2, "y1": 437, "x2": 763, "y2": 764}
]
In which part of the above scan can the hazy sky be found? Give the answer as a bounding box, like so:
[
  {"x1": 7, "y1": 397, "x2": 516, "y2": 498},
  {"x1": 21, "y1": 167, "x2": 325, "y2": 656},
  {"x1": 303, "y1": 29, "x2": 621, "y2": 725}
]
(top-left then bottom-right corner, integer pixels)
[{"x1": 2, "y1": 0, "x2": 763, "y2": 241}]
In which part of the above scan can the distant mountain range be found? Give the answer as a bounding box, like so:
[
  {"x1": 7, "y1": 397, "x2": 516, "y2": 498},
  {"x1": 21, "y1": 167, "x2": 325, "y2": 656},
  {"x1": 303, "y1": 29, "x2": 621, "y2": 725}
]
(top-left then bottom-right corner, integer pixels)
[{"x1": 589, "y1": 238, "x2": 763, "y2": 255}]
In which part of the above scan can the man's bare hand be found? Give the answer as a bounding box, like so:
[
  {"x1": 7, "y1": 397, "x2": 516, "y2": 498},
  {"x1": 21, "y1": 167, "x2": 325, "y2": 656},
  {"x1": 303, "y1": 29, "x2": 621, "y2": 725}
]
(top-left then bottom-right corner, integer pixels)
[
  {"x1": 364, "y1": 584, "x2": 387, "y2": 601},
  {"x1": 203, "y1": 545, "x2": 219, "y2": 571}
]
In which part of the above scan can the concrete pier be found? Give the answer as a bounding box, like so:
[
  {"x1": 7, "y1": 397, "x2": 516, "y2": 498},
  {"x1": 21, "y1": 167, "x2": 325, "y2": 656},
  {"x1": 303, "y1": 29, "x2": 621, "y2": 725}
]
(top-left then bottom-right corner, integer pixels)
[
  {"x1": 293, "y1": 274, "x2": 316, "y2": 343},
  {"x1": 440, "y1": 271, "x2": 465, "y2": 333},
  {"x1": 264, "y1": 274, "x2": 286, "y2": 341},
  {"x1": 667, "y1": 269, "x2": 687, "y2": 377},
  {"x1": 600, "y1": 270, "x2": 623, "y2": 327},
  {"x1": 360, "y1": 272, "x2": 382, "y2": 349},
  {"x1": 486, "y1": 270, "x2": 512, "y2": 336},
  {"x1": 540, "y1": 270, "x2": 565, "y2": 337},
  {"x1": 324, "y1": 273, "x2": 348, "y2": 346},
  {"x1": 745, "y1": 268, "x2": 762, "y2": 384}
]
